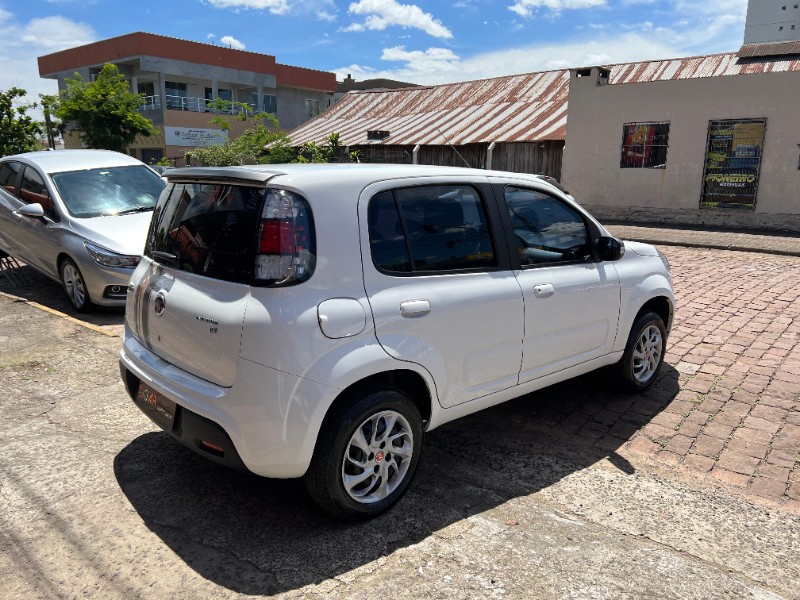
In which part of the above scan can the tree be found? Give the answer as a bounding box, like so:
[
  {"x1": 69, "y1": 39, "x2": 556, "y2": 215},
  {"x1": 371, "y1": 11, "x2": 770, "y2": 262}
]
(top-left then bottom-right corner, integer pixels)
[
  {"x1": 0, "y1": 87, "x2": 42, "y2": 157},
  {"x1": 56, "y1": 63, "x2": 157, "y2": 152},
  {"x1": 38, "y1": 93, "x2": 62, "y2": 150},
  {"x1": 186, "y1": 98, "x2": 288, "y2": 166},
  {"x1": 185, "y1": 99, "x2": 353, "y2": 167}
]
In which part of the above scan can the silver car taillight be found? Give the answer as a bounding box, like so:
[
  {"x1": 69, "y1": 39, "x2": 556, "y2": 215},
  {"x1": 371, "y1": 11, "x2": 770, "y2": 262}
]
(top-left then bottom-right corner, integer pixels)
[{"x1": 255, "y1": 189, "x2": 315, "y2": 286}]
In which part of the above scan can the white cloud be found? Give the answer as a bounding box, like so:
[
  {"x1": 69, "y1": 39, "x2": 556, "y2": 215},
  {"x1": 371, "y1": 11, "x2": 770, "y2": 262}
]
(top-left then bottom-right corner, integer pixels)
[
  {"x1": 206, "y1": 0, "x2": 290, "y2": 14},
  {"x1": 509, "y1": 0, "x2": 606, "y2": 18},
  {"x1": 21, "y1": 16, "x2": 95, "y2": 50},
  {"x1": 205, "y1": 0, "x2": 338, "y2": 17},
  {"x1": 0, "y1": 10, "x2": 96, "y2": 118},
  {"x1": 220, "y1": 35, "x2": 246, "y2": 50},
  {"x1": 343, "y1": 0, "x2": 453, "y2": 39},
  {"x1": 380, "y1": 46, "x2": 462, "y2": 75}
]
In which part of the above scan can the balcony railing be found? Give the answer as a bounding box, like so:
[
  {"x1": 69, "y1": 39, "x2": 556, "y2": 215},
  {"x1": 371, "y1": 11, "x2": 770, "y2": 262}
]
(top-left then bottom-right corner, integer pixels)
[{"x1": 138, "y1": 95, "x2": 260, "y2": 115}]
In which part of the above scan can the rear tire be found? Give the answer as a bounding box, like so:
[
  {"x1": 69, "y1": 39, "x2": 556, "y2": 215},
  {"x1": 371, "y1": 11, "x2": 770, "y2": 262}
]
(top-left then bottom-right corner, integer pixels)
[
  {"x1": 60, "y1": 258, "x2": 93, "y2": 312},
  {"x1": 304, "y1": 389, "x2": 423, "y2": 520},
  {"x1": 615, "y1": 311, "x2": 666, "y2": 392}
]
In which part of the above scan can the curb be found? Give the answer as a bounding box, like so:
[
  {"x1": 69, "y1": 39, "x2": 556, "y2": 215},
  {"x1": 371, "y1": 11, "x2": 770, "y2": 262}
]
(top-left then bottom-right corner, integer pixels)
[
  {"x1": 0, "y1": 291, "x2": 118, "y2": 338},
  {"x1": 621, "y1": 236, "x2": 800, "y2": 258}
]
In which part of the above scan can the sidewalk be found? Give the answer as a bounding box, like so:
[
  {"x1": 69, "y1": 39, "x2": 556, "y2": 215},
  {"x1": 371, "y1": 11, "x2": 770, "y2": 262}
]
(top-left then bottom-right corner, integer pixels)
[{"x1": 607, "y1": 224, "x2": 800, "y2": 256}]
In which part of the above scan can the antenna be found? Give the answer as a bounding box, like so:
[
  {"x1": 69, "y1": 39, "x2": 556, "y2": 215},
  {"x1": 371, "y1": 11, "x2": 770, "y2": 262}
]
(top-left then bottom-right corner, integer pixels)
[{"x1": 435, "y1": 127, "x2": 471, "y2": 168}]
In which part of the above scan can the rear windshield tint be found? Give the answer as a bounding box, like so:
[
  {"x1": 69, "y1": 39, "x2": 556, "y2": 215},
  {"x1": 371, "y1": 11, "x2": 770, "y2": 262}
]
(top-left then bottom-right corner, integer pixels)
[{"x1": 146, "y1": 182, "x2": 266, "y2": 284}]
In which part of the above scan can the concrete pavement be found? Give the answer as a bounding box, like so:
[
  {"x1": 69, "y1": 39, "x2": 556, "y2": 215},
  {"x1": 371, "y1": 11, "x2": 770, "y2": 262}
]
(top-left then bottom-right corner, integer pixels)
[
  {"x1": 1, "y1": 227, "x2": 799, "y2": 597},
  {"x1": 1, "y1": 291, "x2": 798, "y2": 599}
]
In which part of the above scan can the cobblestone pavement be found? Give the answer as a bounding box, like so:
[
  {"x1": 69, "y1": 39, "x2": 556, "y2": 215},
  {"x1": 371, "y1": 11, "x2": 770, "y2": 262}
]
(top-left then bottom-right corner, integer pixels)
[
  {"x1": 1, "y1": 244, "x2": 799, "y2": 509},
  {"x1": 527, "y1": 246, "x2": 800, "y2": 509},
  {"x1": 658, "y1": 247, "x2": 800, "y2": 505}
]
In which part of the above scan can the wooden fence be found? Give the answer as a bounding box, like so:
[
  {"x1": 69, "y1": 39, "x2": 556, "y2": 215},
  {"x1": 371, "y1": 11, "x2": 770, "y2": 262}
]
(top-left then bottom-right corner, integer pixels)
[{"x1": 351, "y1": 141, "x2": 565, "y2": 180}]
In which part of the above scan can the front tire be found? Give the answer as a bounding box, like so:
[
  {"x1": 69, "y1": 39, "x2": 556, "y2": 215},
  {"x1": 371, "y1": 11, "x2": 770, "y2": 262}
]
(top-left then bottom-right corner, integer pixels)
[
  {"x1": 60, "y1": 258, "x2": 92, "y2": 312},
  {"x1": 304, "y1": 390, "x2": 423, "y2": 520},
  {"x1": 615, "y1": 311, "x2": 666, "y2": 392}
]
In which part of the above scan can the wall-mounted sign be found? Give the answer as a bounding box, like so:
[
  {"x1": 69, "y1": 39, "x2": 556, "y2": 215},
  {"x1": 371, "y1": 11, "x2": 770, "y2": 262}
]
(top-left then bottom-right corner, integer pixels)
[
  {"x1": 700, "y1": 119, "x2": 766, "y2": 210},
  {"x1": 164, "y1": 126, "x2": 228, "y2": 147}
]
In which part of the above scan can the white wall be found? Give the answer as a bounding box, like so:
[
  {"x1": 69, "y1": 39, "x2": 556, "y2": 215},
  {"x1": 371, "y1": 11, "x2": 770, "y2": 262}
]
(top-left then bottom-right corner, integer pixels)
[{"x1": 562, "y1": 68, "x2": 800, "y2": 219}]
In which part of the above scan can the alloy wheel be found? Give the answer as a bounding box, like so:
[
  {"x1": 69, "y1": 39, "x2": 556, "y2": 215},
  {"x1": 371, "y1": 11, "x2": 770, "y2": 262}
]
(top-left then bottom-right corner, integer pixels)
[
  {"x1": 632, "y1": 324, "x2": 663, "y2": 383},
  {"x1": 62, "y1": 262, "x2": 86, "y2": 309},
  {"x1": 341, "y1": 410, "x2": 414, "y2": 504}
]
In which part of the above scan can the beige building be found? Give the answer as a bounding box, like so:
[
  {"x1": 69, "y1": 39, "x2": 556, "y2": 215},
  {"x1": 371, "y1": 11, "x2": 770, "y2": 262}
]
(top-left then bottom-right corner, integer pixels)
[{"x1": 562, "y1": 54, "x2": 800, "y2": 232}]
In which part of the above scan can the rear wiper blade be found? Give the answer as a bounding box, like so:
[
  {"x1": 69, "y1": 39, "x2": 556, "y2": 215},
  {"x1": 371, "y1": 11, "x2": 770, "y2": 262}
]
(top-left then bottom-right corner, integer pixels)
[{"x1": 116, "y1": 206, "x2": 154, "y2": 215}]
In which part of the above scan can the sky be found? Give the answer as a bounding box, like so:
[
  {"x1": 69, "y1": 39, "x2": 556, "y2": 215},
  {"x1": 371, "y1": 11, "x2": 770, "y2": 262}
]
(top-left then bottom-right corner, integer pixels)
[{"x1": 2, "y1": 0, "x2": 750, "y2": 111}]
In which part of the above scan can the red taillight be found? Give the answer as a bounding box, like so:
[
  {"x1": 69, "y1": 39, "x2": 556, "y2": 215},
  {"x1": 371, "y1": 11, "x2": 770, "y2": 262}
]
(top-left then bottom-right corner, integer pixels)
[
  {"x1": 258, "y1": 220, "x2": 295, "y2": 254},
  {"x1": 254, "y1": 189, "x2": 315, "y2": 285}
]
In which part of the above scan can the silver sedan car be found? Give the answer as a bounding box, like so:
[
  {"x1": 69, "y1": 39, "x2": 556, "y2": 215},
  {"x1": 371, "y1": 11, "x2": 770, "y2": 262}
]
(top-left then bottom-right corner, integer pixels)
[{"x1": 0, "y1": 150, "x2": 165, "y2": 311}]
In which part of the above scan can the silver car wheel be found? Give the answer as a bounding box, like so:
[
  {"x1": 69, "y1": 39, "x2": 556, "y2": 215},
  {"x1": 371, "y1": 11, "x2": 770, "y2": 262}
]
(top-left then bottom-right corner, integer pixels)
[
  {"x1": 341, "y1": 410, "x2": 414, "y2": 504},
  {"x1": 62, "y1": 261, "x2": 87, "y2": 309},
  {"x1": 632, "y1": 324, "x2": 663, "y2": 383}
]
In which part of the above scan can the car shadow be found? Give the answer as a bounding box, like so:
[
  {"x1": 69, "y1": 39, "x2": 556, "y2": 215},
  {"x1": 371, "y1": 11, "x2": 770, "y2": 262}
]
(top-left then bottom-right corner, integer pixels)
[
  {"x1": 114, "y1": 364, "x2": 680, "y2": 595},
  {"x1": 0, "y1": 260, "x2": 124, "y2": 330}
]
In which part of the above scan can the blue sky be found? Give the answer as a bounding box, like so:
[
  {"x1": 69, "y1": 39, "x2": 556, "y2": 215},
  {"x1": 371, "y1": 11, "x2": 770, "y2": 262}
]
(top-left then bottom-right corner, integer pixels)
[{"x1": 2, "y1": 0, "x2": 749, "y2": 105}]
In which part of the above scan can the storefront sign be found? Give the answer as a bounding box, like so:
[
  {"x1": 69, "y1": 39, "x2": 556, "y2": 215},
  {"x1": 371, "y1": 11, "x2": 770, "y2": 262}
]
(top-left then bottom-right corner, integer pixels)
[
  {"x1": 164, "y1": 126, "x2": 228, "y2": 147},
  {"x1": 700, "y1": 119, "x2": 766, "y2": 210}
]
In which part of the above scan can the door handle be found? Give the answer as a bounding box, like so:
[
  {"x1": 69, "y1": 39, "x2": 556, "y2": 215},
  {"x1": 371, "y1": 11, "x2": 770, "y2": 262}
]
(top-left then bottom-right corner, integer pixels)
[
  {"x1": 400, "y1": 300, "x2": 431, "y2": 317},
  {"x1": 533, "y1": 283, "x2": 555, "y2": 298}
]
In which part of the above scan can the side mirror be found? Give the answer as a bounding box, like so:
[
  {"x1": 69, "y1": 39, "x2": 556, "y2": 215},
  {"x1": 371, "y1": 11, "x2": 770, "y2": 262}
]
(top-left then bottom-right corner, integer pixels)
[
  {"x1": 597, "y1": 236, "x2": 625, "y2": 261},
  {"x1": 17, "y1": 203, "x2": 45, "y2": 218}
]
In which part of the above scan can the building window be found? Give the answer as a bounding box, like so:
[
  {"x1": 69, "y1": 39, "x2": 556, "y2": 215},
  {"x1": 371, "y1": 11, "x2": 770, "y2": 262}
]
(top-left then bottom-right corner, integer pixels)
[
  {"x1": 251, "y1": 92, "x2": 277, "y2": 114},
  {"x1": 620, "y1": 122, "x2": 670, "y2": 169},
  {"x1": 165, "y1": 81, "x2": 188, "y2": 110},
  {"x1": 137, "y1": 82, "x2": 155, "y2": 97},
  {"x1": 305, "y1": 98, "x2": 320, "y2": 118},
  {"x1": 205, "y1": 88, "x2": 233, "y2": 103},
  {"x1": 700, "y1": 118, "x2": 766, "y2": 211}
]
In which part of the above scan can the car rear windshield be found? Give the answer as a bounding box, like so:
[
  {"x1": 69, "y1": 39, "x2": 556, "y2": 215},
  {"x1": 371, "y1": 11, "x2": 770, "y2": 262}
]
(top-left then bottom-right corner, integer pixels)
[
  {"x1": 51, "y1": 165, "x2": 165, "y2": 218},
  {"x1": 145, "y1": 182, "x2": 266, "y2": 284}
]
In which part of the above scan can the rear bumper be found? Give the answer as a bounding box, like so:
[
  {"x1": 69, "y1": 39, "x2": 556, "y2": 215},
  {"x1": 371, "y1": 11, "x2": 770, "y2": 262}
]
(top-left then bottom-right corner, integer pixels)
[
  {"x1": 119, "y1": 327, "x2": 335, "y2": 478},
  {"x1": 121, "y1": 364, "x2": 245, "y2": 469}
]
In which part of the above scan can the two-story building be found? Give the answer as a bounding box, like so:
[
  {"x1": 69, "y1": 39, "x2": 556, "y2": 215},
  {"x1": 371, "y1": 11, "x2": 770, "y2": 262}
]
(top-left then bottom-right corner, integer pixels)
[{"x1": 38, "y1": 32, "x2": 336, "y2": 165}]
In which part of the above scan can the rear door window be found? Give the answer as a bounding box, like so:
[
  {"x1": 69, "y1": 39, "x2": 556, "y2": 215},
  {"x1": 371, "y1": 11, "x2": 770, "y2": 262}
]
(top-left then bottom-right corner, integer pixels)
[
  {"x1": 146, "y1": 183, "x2": 266, "y2": 284},
  {"x1": 20, "y1": 166, "x2": 58, "y2": 221},
  {"x1": 368, "y1": 184, "x2": 496, "y2": 274},
  {"x1": 0, "y1": 161, "x2": 22, "y2": 197}
]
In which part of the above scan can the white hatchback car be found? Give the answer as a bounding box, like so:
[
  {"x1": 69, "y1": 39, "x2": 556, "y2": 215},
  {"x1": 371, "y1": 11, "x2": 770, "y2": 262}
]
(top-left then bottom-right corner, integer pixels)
[
  {"x1": 0, "y1": 150, "x2": 165, "y2": 310},
  {"x1": 120, "y1": 164, "x2": 674, "y2": 519}
]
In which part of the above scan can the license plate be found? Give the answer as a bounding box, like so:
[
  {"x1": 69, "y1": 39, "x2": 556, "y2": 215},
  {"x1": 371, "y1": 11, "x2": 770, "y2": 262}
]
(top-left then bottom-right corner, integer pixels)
[{"x1": 134, "y1": 383, "x2": 177, "y2": 431}]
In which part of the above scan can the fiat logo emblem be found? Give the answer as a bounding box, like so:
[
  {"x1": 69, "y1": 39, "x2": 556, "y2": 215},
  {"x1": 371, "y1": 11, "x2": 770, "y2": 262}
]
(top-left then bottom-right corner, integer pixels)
[{"x1": 154, "y1": 292, "x2": 166, "y2": 316}]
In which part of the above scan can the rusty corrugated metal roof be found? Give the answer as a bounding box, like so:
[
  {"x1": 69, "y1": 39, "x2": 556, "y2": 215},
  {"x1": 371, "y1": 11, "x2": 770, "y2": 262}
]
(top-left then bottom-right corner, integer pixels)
[
  {"x1": 287, "y1": 52, "x2": 800, "y2": 146},
  {"x1": 738, "y1": 41, "x2": 800, "y2": 58}
]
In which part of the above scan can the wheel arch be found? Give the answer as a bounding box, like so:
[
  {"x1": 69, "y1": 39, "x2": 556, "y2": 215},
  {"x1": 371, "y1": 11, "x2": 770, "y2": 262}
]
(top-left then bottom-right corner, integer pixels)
[
  {"x1": 56, "y1": 251, "x2": 74, "y2": 273},
  {"x1": 636, "y1": 295, "x2": 673, "y2": 333},
  {"x1": 324, "y1": 368, "x2": 434, "y2": 430},
  {"x1": 614, "y1": 270, "x2": 675, "y2": 353}
]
